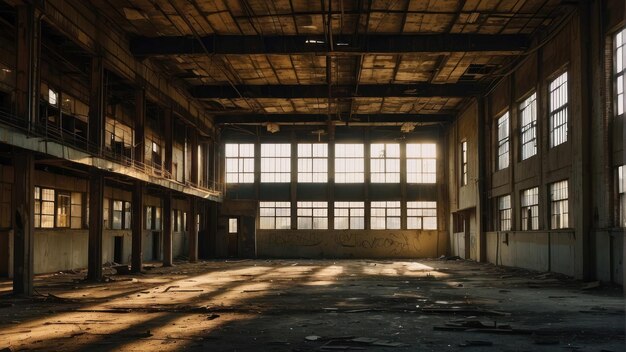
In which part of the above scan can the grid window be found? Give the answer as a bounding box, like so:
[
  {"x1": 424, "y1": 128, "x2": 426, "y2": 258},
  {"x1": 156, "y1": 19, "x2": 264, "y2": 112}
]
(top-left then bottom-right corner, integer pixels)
[
  {"x1": 334, "y1": 202, "x2": 365, "y2": 229},
  {"x1": 259, "y1": 201, "x2": 291, "y2": 229},
  {"x1": 407, "y1": 201, "x2": 437, "y2": 230},
  {"x1": 497, "y1": 112, "x2": 510, "y2": 170},
  {"x1": 549, "y1": 72, "x2": 568, "y2": 147},
  {"x1": 550, "y1": 180, "x2": 569, "y2": 229},
  {"x1": 297, "y1": 202, "x2": 328, "y2": 229},
  {"x1": 70, "y1": 193, "x2": 82, "y2": 229},
  {"x1": 407, "y1": 143, "x2": 436, "y2": 183},
  {"x1": 461, "y1": 141, "x2": 468, "y2": 186},
  {"x1": 371, "y1": 201, "x2": 401, "y2": 230},
  {"x1": 498, "y1": 195, "x2": 512, "y2": 231},
  {"x1": 298, "y1": 144, "x2": 328, "y2": 183},
  {"x1": 619, "y1": 166, "x2": 625, "y2": 227},
  {"x1": 112, "y1": 200, "x2": 123, "y2": 230},
  {"x1": 335, "y1": 144, "x2": 364, "y2": 183},
  {"x1": 520, "y1": 93, "x2": 538, "y2": 160},
  {"x1": 225, "y1": 143, "x2": 254, "y2": 183},
  {"x1": 34, "y1": 187, "x2": 55, "y2": 228},
  {"x1": 103, "y1": 198, "x2": 110, "y2": 229},
  {"x1": 521, "y1": 187, "x2": 539, "y2": 230},
  {"x1": 229, "y1": 218, "x2": 238, "y2": 233},
  {"x1": 56, "y1": 192, "x2": 71, "y2": 228},
  {"x1": 616, "y1": 29, "x2": 625, "y2": 116},
  {"x1": 146, "y1": 206, "x2": 153, "y2": 230},
  {"x1": 261, "y1": 144, "x2": 291, "y2": 183},
  {"x1": 124, "y1": 202, "x2": 131, "y2": 229},
  {"x1": 371, "y1": 143, "x2": 400, "y2": 183}
]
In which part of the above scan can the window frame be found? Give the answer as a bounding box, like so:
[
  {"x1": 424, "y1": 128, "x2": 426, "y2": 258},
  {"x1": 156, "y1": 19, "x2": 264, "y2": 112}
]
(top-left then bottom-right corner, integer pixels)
[
  {"x1": 370, "y1": 201, "x2": 401, "y2": 230},
  {"x1": 496, "y1": 111, "x2": 510, "y2": 170},
  {"x1": 615, "y1": 28, "x2": 625, "y2": 117},
  {"x1": 407, "y1": 201, "x2": 437, "y2": 230},
  {"x1": 260, "y1": 143, "x2": 291, "y2": 183},
  {"x1": 498, "y1": 195, "x2": 512, "y2": 231},
  {"x1": 549, "y1": 71, "x2": 569, "y2": 148},
  {"x1": 406, "y1": 143, "x2": 437, "y2": 184},
  {"x1": 297, "y1": 143, "x2": 328, "y2": 183},
  {"x1": 334, "y1": 201, "x2": 365, "y2": 230},
  {"x1": 225, "y1": 143, "x2": 255, "y2": 184},
  {"x1": 296, "y1": 201, "x2": 328, "y2": 229},
  {"x1": 259, "y1": 201, "x2": 291, "y2": 230},
  {"x1": 335, "y1": 144, "x2": 365, "y2": 183},
  {"x1": 521, "y1": 187, "x2": 539, "y2": 231},
  {"x1": 34, "y1": 187, "x2": 55, "y2": 229},
  {"x1": 618, "y1": 165, "x2": 625, "y2": 228},
  {"x1": 549, "y1": 180, "x2": 569, "y2": 230},
  {"x1": 460, "y1": 141, "x2": 468, "y2": 186},
  {"x1": 519, "y1": 92, "x2": 538, "y2": 160},
  {"x1": 370, "y1": 143, "x2": 400, "y2": 183}
]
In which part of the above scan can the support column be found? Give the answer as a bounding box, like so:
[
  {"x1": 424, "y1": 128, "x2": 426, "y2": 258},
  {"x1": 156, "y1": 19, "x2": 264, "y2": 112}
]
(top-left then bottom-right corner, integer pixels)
[
  {"x1": 162, "y1": 193, "x2": 173, "y2": 266},
  {"x1": 188, "y1": 197, "x2": 198, "y2": 262},
  {"x1": 400, "y1": 142, "x2": 407, "y2": 229},
  {"x1": 134, "y1": 89, "x2": 146, "y2": 165},
  {"x1": 327, "y1": 121, "x2": 335, "y2": 229},
  {"x1": 190, "y1": 130, "x2": 199, "y2": 186},
  {"x1": 87, "y1": 171, "x2": 104, "y2": 281},
  {"x1": 364, "y1": 131, "x2": 371, "y2": 230},
  {"x1": 163, "y1": 109, "x2": 173, "y2": 178},
  {"x1": 131, "y1": 182, "x2": 144, "y2": 272},
  {"x1": 15, "y1": 4, "x2": 41, "y2": 129},
  {"x1": 88, "y1": 56, "x2": 105, "y2": 154},
  {"x1": 476, "y1": 97, "x2": 487, "y2": 262},
  {"x1": 13, "y1": 150, "x2": 34, "y2": 295}
]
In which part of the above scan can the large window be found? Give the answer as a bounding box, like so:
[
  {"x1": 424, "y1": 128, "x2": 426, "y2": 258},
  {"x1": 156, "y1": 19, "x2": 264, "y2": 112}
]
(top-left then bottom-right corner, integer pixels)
[
  {"x1": 616, "y1": 29, "x2": 625, "y2": 116},
  {"x1": 520, "y1": 93, "x2": 537, "y2": 160},
  {"x1": 461, "y1": 141, "x2": 468, "y2": 186},
  {"x1": 259, "y1": 201, "x2": 291, "y2": 229},
  {"x1": 371, "y1": 201, "x2": 401, "y2": 230},
  {"x1": 34, "y1": 187, "x2": 54, "y2": 228},
  {"x1": 112, "y1": 200, "x2": 131, "y2": 230},
  {"x1": 145, "y1": 206, "x2": 162, "y2": 230},
  {"x1": 297, "y1": 202, "x2": 328, "y2": 229},
  {"x1": 498, "y1": 195, "x2": 511, "y2": 231},
  {"x1": 497, "y1": 112, "x2": 510, "y2": 170},
  {"x1": 297, "y1": 143, "x2": 327, "y2": 182},
  {"x1": 335, "y1": 144, "x2": 364, "y2": 183},
  {"x1": 261, "y1": 144, "x2": 291, "y2": 183},
  {"x1": 406, "y1": 143, "x2": 436, "y2": 183},
  {"x1": 619, "y1": 166, "x2": 625, "y2": 227},
  {"x1": 70, "y1": 193, "x2": 82, "y2": 229},
  {"x1": 225, "y1": 143, "x2": 254, "y2": 183},
  {"x1": 371, "y1": 143, "x2": 400, "y2": 183},
  {"x1": 56, "y1": 192, "x2": 71, "y2": 228},
  {"x1": 521, "y1": 187, "x2": 539, "y2": 230},
  {"x1": 334, "y1": 201, "x2": 365, "y2": 229},
  {"x1": 550, "y1": 180, "x2": 569, "y2": 229},
  {"x1": 549, "y1": 72, "x2": 568, "y2": 147},
  {"x1": 407, "y1": 201, "x2": 437, "y2": 230}
]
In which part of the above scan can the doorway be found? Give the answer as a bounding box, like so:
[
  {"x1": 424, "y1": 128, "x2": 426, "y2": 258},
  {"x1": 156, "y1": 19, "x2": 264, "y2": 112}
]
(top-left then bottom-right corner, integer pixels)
[
  {"x1": 227, "y1": 218, "x2": 238, "y2": 257},
  {"x1": 152, "y1": 231, "x2": 161, "y2": 260},
  {"x1": 113, "y1": 236, "x2": 123, "y2": 264}
]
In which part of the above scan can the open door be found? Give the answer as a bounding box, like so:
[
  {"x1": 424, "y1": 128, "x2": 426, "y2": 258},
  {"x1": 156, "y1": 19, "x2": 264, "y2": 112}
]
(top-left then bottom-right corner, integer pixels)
[
  {"x1": 113, "y1": 236, "x2": 123, "y2": 264},
  {"x1": 227, "y1": 218, "x2": 238, "y2": 257}
]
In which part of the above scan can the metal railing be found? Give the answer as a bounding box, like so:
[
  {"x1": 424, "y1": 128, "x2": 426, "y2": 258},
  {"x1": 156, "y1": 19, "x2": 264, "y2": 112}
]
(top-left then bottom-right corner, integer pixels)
[{"x1": 0, "y1": 110, "x2": 222, "y2": 196}]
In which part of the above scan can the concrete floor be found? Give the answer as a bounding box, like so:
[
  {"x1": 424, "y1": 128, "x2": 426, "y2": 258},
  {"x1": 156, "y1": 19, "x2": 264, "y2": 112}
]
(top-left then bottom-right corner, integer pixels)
[{"x1": 0, "y1": 259, "x2": 624, "y2": 351}]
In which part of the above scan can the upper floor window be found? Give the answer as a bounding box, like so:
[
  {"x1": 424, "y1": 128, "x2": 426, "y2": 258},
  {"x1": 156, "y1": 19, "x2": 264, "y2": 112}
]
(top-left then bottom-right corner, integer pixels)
[
  {"x1": 298, "y1": 143, "x2": 327, "y2": 183},
  {"x1": 371, "y1": 201, "x2": 401, "y2": 230},
  {"x1": 371, "y1": 143, "x2": 400, "y2": 183},
  {"x1": 520, "y1": 93, "x2": 538, "y2": 160},
  {"x1": 407, "y1": 201, "x2": 437, "y2": 230},
  {"x1": 334, "y1": 201, "x2": 364, "y2": 229},
  {"x1": 549, "y1": 72, "x2": 568, "y2": 147},
  {"x1": 619, "y1": 165, "x2": 625, "y2": 227},
  {"x1": 335, "y1": 144, "x2": 364, "y2": 183},
  {"x1": 521, "y1": 187, "x2": 539, "y2": 230},
  {"x1": 616, "y1": 28, "x2": 625, "y2": 116},
  {"x1": 48, "y1": 88, "x2": 58, "y2": 106},
  {"x1": 35, "y1": 187, "x2": 55, "y2": 228},
  {"x1": 550, "y1": 180, "x2": 569, "y2": 229},
  {"x1": 497, "y1": 112, "x2": 510, "y2": 170},
  {"x1": 261, "y1": 144, "x2": 291, "y2": 183},
  {"x1": 407, "y1": 143, "x2": 436, "y2": 183},
  {"x1": 225, "y1": 143, "x2": 254, "y2": 183},
  {"x1": 498, "y1": 195, "x2": 511, "y2": 231},
  {"x1": 259, "y1": 201, "x2": 291, "y2": 229},
  {"x1": 112, "y1": 200, "x2": 131, "y2": 230},
  {"x1": 460, "y1": 141, "x2": 468, "y2": 186},
  {"x1": 297, "y1": 201, "x2": 328, "y2": 229}
]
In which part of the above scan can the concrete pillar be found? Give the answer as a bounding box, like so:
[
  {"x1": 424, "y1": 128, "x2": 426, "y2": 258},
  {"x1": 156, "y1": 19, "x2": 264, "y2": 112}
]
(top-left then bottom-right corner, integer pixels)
[
  {"x1": 364, "y1": 131, "x2": 371, "y2": 229},
  {"x1": 400, "y1": 141, "x2": 407, "y2": 229},
  {"x1": 88, "y1": 56, "x2": 105, "y2": 154},
  {"x1": 163, "y1": 108, "x2": 173, "y2": 178},
  {"x1": 131, "y1": 182, "x2": 144, "y2": 272},
  {"x1": 290, "y1": 133, "x2": 297, "y2": 229},
  {"x1": 188, "y1": 197, "x2": 198, "y2": 262},
  {"x1": 12, "y1": 150, "x2": 34, "y2": 295},
  {"x1": 15, "y1": 4, "x2": 41, "y2": 129},
  {"x1": 190, "y1": 130, "x2": 199, "y2": 185},
  {"x1": 476, "y1": 97, "x2": 487, "y2": 262},
  {"x1": 162, "y1": 193, "x2": 173, "y2": 266},
  {"x1": 327, "y1": 121, "x2": 335, "y2": 229},
  {"x1": 87, "y1": 171, "x2": 104, "y2": 281},
  {"x1": 134, "y1": 89, "x2": 145, "y2": 165}
]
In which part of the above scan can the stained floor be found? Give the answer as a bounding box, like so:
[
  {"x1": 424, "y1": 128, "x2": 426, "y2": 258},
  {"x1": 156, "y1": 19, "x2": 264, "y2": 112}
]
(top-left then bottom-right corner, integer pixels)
[{"x1": 0, "y1": 259, "x2": 624, "y2": 351}]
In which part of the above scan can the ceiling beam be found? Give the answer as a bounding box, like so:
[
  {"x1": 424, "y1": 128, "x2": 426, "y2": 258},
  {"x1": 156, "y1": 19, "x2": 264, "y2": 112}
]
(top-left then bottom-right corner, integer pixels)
[
  {"x1": 130, "y1": 34, "x2": 530, "y2": 56},
  {"x1": 214, "y1": 113, "x2": 453, "y2": 124},
  {"x1": 191, "y1": 83, "x2": 484, "y2": 99}
]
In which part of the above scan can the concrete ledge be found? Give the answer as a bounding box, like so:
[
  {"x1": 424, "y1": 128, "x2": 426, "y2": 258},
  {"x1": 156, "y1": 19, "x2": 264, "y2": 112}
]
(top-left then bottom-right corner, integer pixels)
[{"x1": 257, "y1": 230, "x2": 446, "y2": 259}]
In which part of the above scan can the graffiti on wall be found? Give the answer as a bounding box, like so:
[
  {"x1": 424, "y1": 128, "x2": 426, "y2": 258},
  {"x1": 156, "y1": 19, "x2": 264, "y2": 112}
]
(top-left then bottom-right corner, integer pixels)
[{"x1": 334, "y1": 232, "x2": 412, "y2": 255}]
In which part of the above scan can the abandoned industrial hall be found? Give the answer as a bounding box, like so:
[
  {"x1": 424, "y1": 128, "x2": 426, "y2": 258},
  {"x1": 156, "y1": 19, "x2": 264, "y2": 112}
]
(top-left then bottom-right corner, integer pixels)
[{"x1": 0, "y1": 0, "x2": 625, "y2": 351}]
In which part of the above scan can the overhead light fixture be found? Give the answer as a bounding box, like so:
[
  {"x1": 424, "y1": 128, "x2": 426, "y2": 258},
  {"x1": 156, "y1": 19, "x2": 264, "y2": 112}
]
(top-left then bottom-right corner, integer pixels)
[
  {"x1": 305, "y1": 39, "x2": 325, "y2": 44},
  {"x1": 301, "y1": 25, "x2": 318, "y2": 30},
  {"x1": 400, "y1": 122, "x2": 416, "y2": 133},
  {"x1": 266, "y1": 122, "x2": 280, "y2": 133},
  {"x1": 336, "y1": 42, "x2": 349, "y2": 46}
]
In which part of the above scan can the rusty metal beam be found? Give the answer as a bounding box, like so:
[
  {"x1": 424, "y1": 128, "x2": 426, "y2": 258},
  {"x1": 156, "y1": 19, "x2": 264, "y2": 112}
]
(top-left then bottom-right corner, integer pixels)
[{"x1": 130, "y1": 34, "x2": 530, "y2": 56}]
